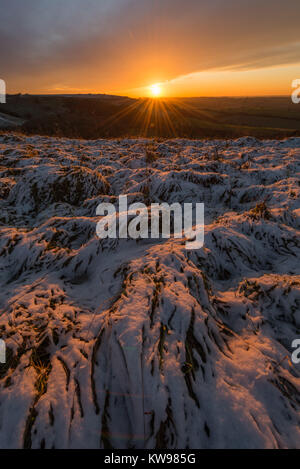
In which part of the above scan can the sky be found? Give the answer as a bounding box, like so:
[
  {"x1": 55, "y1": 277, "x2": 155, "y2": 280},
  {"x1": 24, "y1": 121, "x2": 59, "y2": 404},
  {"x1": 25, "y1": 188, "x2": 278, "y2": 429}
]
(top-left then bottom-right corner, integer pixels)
[{"x1": 1, "y1": 0, "x2": 300, "y2": 97}]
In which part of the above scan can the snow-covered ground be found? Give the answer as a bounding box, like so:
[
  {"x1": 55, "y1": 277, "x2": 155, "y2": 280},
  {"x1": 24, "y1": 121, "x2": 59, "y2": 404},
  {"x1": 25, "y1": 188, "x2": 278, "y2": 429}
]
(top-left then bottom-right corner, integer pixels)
[
  {"x1": 0, "y1": 113, "x2": 24, "y2": 129},
  {"x1": 0, "y1": 132, "x2": 299, "y2": 449}
]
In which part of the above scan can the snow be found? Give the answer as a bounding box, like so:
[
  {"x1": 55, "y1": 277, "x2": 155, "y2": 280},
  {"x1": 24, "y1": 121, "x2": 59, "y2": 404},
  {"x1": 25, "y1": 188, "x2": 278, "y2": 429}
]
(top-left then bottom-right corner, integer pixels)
[
  {"x1": 0, "y1": 132, "x2": 299, "y2": 448},
  {"x1": 0, "y1": 113, "x2": 24, "y2": 129}
]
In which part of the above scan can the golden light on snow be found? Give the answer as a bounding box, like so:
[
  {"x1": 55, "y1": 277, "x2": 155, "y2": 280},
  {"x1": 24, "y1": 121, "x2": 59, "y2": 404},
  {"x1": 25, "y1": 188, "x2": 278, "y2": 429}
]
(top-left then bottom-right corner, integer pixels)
[{"x1": 150, "y1": 83, "x2": 162, "y2": 97}]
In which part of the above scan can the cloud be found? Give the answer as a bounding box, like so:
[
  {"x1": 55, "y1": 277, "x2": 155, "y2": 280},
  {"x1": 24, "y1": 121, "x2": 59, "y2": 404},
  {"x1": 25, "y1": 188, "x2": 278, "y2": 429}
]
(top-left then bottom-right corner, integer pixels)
[{"x1": 1, "y1": 0, "x2": 300, "y2": 93}]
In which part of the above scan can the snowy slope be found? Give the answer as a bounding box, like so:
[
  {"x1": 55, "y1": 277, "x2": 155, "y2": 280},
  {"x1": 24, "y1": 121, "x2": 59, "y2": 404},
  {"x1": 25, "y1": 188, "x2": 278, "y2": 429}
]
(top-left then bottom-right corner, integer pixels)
[
  {"x1": 0, "y1": 133, "x2": 299, "y2": 449},
  {"x1": 0, "y1": 112, "x2": 24, "y2": 129}
]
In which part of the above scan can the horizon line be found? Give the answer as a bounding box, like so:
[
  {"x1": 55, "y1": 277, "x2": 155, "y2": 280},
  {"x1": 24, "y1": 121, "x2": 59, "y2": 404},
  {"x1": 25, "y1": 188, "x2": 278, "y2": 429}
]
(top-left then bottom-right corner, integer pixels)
[{"x1": 5, "y1": 92, "x2": 291, "y2": 99}]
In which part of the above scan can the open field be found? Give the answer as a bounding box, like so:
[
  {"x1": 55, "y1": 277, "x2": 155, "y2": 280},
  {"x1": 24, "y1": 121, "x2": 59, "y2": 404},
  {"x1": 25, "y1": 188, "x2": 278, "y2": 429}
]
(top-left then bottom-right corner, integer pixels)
[
  {"x1": 0, "y1": 132, "x2": 299, "y2": 448},
  {"x1": 0, "y1": 95, "x2": 300, "y2": 139}
]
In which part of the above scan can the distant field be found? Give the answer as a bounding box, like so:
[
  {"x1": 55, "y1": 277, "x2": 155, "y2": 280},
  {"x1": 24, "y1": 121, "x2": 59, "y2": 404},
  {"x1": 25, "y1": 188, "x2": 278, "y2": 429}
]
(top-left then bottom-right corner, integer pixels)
[{"x1": 0, "y1": 94, "x2": 299, "y2": 139}]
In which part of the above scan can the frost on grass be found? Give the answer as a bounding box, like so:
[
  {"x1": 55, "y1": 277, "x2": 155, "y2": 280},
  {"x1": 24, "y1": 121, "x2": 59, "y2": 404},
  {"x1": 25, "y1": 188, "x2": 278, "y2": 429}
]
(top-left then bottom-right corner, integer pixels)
[{"x1": 0, "y1": 133, "x2": 299, "y2": 448}]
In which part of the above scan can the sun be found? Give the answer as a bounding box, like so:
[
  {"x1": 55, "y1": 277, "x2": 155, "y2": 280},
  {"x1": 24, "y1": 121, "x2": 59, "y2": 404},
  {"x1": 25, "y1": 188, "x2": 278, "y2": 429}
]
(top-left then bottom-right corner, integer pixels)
[{"x1": 150, "y1": 83, "x2": 162, "y2": 97}]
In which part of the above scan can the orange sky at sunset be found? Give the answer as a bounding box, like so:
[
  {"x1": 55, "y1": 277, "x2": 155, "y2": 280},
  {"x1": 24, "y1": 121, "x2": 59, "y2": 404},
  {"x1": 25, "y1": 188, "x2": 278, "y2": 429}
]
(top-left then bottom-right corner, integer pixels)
[
  {"x1": 1, "y1": 0, "x2": 300, "y2": 98},
  {"x1": 126, "y1": 64, "x2": 300, "y2": 98},
  {"x1": 12, "y1": 62, "x2": 299, "y2": 100}
]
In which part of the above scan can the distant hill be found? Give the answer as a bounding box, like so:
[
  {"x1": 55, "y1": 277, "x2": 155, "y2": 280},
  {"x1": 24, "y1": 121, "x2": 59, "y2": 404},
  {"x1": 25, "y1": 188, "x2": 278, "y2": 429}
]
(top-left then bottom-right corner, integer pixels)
[{"x1": 0, "y1": 94, "x2": 299, "y2": 139}]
